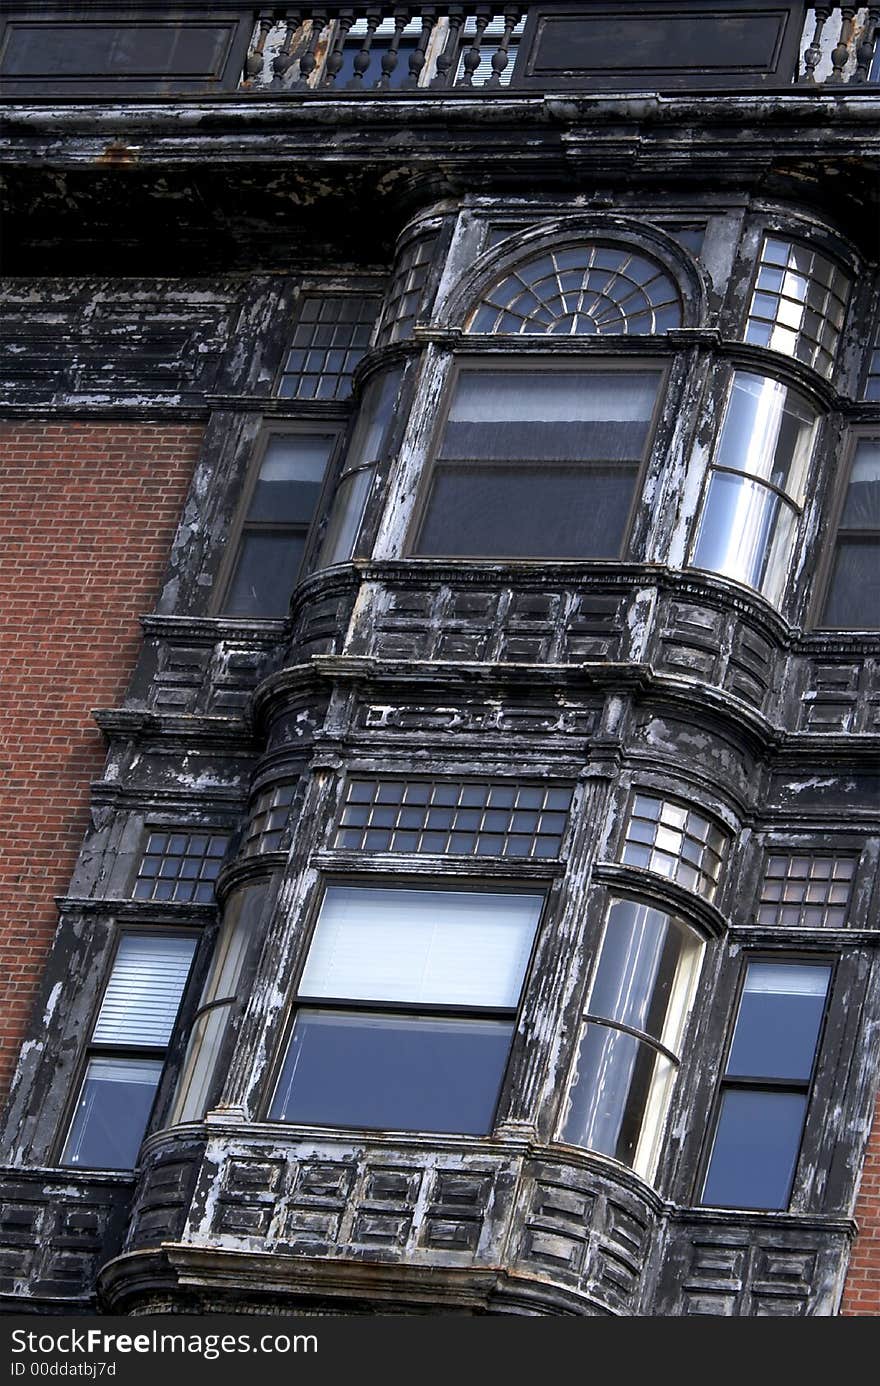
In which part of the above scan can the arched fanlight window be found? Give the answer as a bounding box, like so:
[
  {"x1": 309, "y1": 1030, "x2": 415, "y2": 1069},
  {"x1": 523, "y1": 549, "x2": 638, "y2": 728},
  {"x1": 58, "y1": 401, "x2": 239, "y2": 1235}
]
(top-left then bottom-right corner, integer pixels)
[{"x1": 466, "y1": 243, "x2": 683, "y2": 336}]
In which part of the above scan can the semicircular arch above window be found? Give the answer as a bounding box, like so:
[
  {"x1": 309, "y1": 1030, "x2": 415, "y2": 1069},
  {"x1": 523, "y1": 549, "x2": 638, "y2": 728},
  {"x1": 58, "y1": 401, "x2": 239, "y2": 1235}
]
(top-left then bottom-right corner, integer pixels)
[{"x1": 466, "y1": 243, "x2": 683, "y2": 336}]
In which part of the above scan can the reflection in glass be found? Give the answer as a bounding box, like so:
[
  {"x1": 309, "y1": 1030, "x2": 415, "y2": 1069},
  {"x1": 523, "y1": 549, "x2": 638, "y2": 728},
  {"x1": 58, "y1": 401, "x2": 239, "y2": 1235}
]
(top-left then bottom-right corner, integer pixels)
[
  {"x1": 560, "y1": 899, "x2": 704, "y2": 1182},
  {"x1": 702, "y1": 1089, "x2": 808, "y2": 1209},
  {"x1": 62, "y1": 1058, "x2": 163, "y2": 1170},
  {"x1": 271, "y1": 1010, "x2": 513, "y2": 1134},
  {"x1": 691, "y1": 373, "x2": 817, "y2": 606},
  {"x1": 319, "y1": 368, "x2": 402, "y2": 567},
  {"x1": 726, "y1": 963, "x2": 831, "y2": 1082},
  {"x1": 416, "y1": 368, "x2": 661, "y2": 559},
  {"x1": 822, "y1": 440, "x2": 880, "y2": 628}
]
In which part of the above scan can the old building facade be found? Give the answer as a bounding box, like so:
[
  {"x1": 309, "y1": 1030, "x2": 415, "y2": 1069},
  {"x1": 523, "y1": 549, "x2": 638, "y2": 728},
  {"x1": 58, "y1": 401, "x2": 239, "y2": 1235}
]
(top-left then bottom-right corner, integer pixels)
[{"x1": 1, "y1": 1, "x2": 880, "y2": 1316}]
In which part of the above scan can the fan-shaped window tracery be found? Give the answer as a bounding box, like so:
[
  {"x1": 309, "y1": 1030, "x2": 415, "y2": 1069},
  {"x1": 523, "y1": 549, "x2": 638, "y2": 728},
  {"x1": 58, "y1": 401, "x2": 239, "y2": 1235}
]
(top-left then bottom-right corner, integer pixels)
[{"x1": 466, "y1": 243, "x2": 683, "y2": 336}]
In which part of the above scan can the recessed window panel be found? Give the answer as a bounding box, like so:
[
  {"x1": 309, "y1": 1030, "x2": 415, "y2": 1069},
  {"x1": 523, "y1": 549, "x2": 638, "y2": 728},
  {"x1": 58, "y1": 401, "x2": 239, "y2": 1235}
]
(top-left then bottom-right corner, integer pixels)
[
  {"x1": 62, "y1": 1057, "x2": 164, "y2": 1171},
  {"x1": 821, "y1": 440, "x2": 880, "y2": 628},
  {"x1": 415, "y1": 367, "x2": 661, "y2": 560},
  {"x1": 271, "y1": 1010, "x2": 513, "y2": 1134}
]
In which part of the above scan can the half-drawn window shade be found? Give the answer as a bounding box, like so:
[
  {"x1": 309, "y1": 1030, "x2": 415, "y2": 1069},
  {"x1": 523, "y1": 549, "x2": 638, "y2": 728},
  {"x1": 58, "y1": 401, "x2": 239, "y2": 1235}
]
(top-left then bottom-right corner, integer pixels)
[
  {"x1": 466, "y1": 244, "x2": 682, "y2": 336},
  {"x1": 92, "y1": 933, "x2": 197, "y2": 1047}
]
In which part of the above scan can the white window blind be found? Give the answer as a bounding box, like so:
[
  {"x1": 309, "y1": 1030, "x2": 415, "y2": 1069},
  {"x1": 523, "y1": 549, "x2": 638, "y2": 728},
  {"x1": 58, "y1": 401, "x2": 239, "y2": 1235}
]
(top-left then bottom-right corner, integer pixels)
[
  {"x1": 92, "y1": 934, "x2": 197, "y2": 1047},
  {"x1": 299, "y1": 886, "x2": 543, "y2": 1008}
]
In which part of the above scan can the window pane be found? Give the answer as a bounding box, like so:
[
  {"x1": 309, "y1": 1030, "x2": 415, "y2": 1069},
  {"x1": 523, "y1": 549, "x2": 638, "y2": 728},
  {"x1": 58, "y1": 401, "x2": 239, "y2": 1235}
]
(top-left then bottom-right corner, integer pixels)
[
  {"x1": 318, "y1": 467, "x2": 374, "y2": 567},
  {"x1": 726, "y1": 962, "x2": 831, "y2": 1081},
  {"x1": 561, "y1": 1024, "x2": 675, "y2": 1180},
  {"x1": 247, "y1": 435, "x2": 334, "y2": 523},
  {"x1": 588, "y1": 900, "x2": 703, "y2": 1054},
  {"x1": 822, "y1": 539, "x2": 880, "y2": 627},
  {"x1": 840, "y1": 443, "x2": 880, "y2": 528},
  {"x1": 223, "y1": 532, "x2": 306, "y2": 618},
  {"x1": 61, "y1": 1057, "x2": 163, "y2": 1170},
  {"x1": 693, "y1": 470, "x2": 798, "y2": 603},
  {"x1": 299, "y1": 886, "x2": 542, "y2": 1008},
  {"x1": 701, "y1": 1089, "x2": 808, "y2": 1209},
  {"x1": 270, "y1": 1010, "x2": 513, "y2": 1135},
  {"x1": 439, "y1": 370, "x2": 659, "y2": 461},
  {"x1": 417, "y1": 463, "x2": 637, "y2": 558},
  {"x1": 171, "y1": 1006, "x2": 231, "y2": 1126},
  {"x1": 714, "y1": 373, "x2": 816, "y2": 500},
  {"x1": 92, "y1": 934, "x2": 196, "y2": 1047}
]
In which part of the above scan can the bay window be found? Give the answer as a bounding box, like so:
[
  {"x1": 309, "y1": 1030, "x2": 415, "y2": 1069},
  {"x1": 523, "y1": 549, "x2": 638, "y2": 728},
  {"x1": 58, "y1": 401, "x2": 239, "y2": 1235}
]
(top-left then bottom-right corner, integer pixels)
[
  {"x1": 412, "y1": 363, "x2": 664, "y2": 559},
  {"x1": 269, "y1": 883, "x2": 543, "y2": 1135},
  {"x1": 690, "y1": 371, "x2": 818, "y2": 606}
]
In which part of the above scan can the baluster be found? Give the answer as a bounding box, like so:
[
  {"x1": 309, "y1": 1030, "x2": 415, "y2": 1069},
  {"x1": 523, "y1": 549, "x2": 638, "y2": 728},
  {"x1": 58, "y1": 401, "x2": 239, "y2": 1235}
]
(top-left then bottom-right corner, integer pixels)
[
  {"x1": 457, "y1": 4, "x2": 491, "y2": 86},
  {"x1": 379, "y1": 8, "x2": 411, "y2": 89},
  {"x1": 243, "y1": 10, "x2": 275, "y2": 88},
  {"x1": 404, "y1": 8, "x2": 437, "y2": 88},
  {"x1": 323, "y1": 9, "x2": 357, "y2": 86},
  {"x1": 432, "y1": 6, "x2": 465, "y2": 87},
  {"x1": 272, "y1": 9, "x2": 303, "y2": 88},
  {"x1": 349, "y1": 9, "x2": 382, "y2": 86},
  {"x1": 853, "y1": 5, "x2": 880, "y2": 82},
  {"x1": 801, "y1": 5, "x2": 831, "y2": 84},
  {"x1": 829, "y1": 5, "x2": 857, "y2": 83},
  {"x1": 486, "y1": 5, "x2": 522, "y2": 87},
  {"x1": 296, "y1": 10, "x2": 329, "y2": 87}
]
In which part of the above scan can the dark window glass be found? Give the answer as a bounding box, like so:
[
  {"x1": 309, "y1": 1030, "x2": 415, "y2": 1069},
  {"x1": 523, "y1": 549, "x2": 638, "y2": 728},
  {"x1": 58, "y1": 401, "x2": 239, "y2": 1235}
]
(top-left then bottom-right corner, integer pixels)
[
  {"x1": 62, "y1": 1058, "x2": 164, "y2": 1171},
  {"x1": 701, "y1": 960, "x2": 831, "y2": 1210},
  {"x1": 133, "y1": 829, "x2": 229, "y2": 904},
  {"x1": 271, "y1": 1010, "x2": 513, "y2": 1134},
  {"x1": 222, "y1": 433, "x2": 337, "y2": 618},
  {"x1": 415, "y1": 369, "x2": 660, "y2": 559},
  {"x1": 702, "y1": 1090, "x2": 808, "y2": 1210},
  {"x1": 821, "y1": 440, "x2": 880, "y2": 628}
]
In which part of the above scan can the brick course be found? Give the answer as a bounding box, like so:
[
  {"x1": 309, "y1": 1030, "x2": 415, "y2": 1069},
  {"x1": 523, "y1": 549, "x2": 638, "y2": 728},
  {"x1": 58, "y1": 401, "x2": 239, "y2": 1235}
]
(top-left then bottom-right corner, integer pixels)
[
  {"x1": 843, "y1": 1089, "x2": 880, "y2": 1313},
  {"x1": 0, "y1": 420, "x2": 203, "y2": 1100}
]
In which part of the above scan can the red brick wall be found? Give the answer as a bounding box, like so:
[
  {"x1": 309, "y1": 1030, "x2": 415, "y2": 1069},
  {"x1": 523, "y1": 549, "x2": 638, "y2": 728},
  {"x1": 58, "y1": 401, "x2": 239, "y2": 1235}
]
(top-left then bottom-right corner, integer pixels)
[
  {"x1": 0, "y1": 420, "x2": 203, "y2": 1100},
  {"x1": 842, "y1": 1090, "x2": 880, "y2": 1313}
]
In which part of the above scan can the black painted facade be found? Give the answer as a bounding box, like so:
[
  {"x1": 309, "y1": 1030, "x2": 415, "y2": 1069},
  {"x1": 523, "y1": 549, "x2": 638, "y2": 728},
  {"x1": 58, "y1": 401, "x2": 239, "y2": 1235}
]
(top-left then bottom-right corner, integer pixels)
[{"x1": 1, "y1": 2, "x2": 880, "y2": 1316}]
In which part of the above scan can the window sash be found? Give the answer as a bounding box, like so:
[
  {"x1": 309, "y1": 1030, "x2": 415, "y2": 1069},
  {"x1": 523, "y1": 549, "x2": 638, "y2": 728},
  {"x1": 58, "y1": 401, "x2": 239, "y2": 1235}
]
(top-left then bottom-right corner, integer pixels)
[{"x1": 92, "y1": 933, "x2": 196, "y2": 1048}]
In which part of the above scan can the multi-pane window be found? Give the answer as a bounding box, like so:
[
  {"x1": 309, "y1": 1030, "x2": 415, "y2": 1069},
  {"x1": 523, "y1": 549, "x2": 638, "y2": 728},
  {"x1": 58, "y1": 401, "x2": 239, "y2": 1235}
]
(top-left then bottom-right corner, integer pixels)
[
  {"x1": 61, "y1": 932, "x2": 196, "y2": 1169},
  {"x1": 701, "y1": 960, "x2": 832, "y2": 1209},
  {"x1": 172, "y1": 884, "x2": 267, "y2": 1124},
  {"x1": 561, "y1": 900, "x2": 704, "y2": 1181},
  {"x1": 412, "y1": 364, "x2": 662, "y2": 559},
  {"x1": 318, "y1": 367, "x2": 403, "y2": 566},
  {"x1": 466, "y1": 245, "x2": 682, "y2": 336},
  {"x1": 334, "y1": 777, "x2": 573, "y2": 858},
  {"x1": 690, "y1": 372, "x2": 818, "y2": 607},
  {"x1": 819, "y1": 439, "x2": 880, "y2": 628},
  {"x1": 277, "y1": 295, "x2": 380, "y2": 401},
  {"x1": 220, "y1": 431, "x2": 339, "y2": 619},
  {"x1": 620, "y1": 794, "x2": 727, "y2": 902},
  {"x1": 269, "y1": 884, "x2": 542, "y2": 1135},
  {"x1": 133, "y1": 831, "x2": 229, "y2": 904},
  {"x1": 757, "y1": 854, "x2": 856, "y2": 929},
  {"x1": 374, "y1": 235, "x2": 437, "y2": 347},
  {"x1": 242, "y1": 783, "x2": 299, "y2": 858},
  {"x1": 744, "y1": 236, "x2": 850, "y2": 379}
]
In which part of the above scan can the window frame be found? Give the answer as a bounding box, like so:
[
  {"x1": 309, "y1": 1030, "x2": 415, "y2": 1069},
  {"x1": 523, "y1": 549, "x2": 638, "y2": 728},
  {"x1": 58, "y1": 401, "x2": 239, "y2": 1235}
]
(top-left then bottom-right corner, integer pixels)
[
  {"x1": 212, "y1": 421, "x2": 345, "y2": 620},
  {"x1": 405, "y1": 352, "x2": 671, "y2": 563},
  {"x1": 697, "y1": 950, "x2": 837, "y2": 1212},
  {"x1": 262, "y1": 873, "x2": 548, "y2": 1137},
  {"x1": 810, "y1": 427, "x2": 880, "y2": 630},
  {"x1": 55, "y1": 924, "x2": 200, "y2": 1169}
]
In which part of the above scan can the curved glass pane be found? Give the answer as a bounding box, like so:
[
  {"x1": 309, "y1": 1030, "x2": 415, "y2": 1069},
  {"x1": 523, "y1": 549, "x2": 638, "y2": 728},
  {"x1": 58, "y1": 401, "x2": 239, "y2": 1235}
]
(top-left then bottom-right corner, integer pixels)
[
  {"x1": 588, "y1": 899, "x2": 704, "y2": 1054},
  {"x1": 466, "y1": 244, "x2": 682, "y2": 336},
  {"x1": 561, "y1": 1024, "x2": 675, "y2": 1180},
  {"x1": 714, "y1": 373, "x2": 816, "y2": 500},
  {"x1": 692, "y1": 471, "x2": 798, "y2": 605}
]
